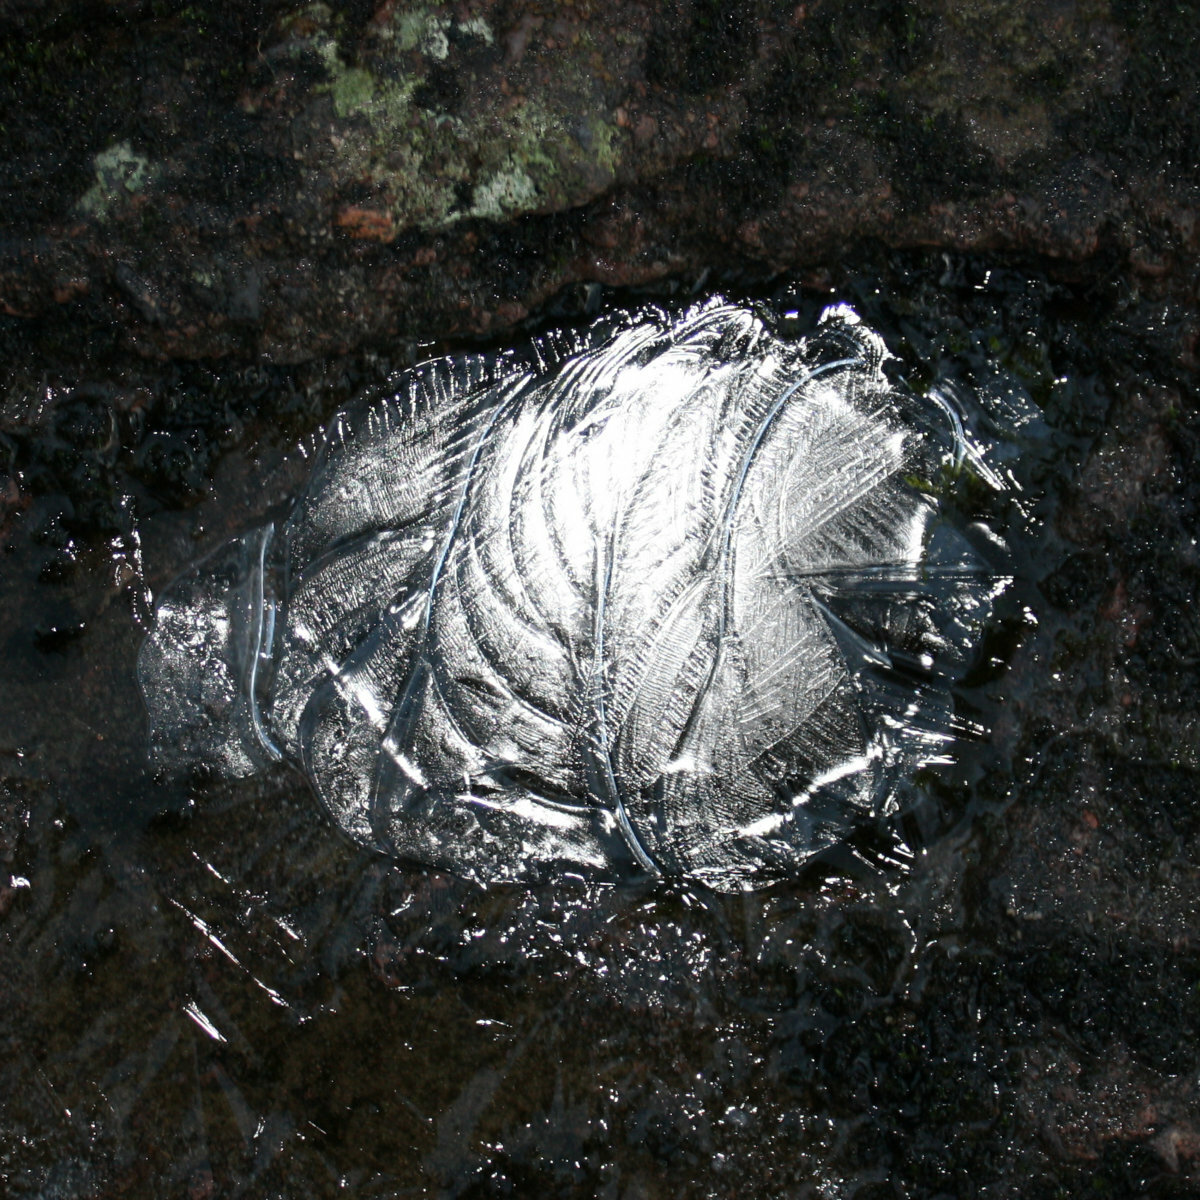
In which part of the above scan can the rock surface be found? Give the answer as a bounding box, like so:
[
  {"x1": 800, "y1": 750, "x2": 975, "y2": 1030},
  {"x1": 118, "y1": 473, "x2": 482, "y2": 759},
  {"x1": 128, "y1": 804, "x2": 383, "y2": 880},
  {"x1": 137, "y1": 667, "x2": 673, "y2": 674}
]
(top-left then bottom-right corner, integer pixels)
[
  {"x1": 2, "y1": 4, "x2": 1200, "y2": 1195},
  {"x1": 1, "y1": 0, "x2": 1198, "y2": 360}
]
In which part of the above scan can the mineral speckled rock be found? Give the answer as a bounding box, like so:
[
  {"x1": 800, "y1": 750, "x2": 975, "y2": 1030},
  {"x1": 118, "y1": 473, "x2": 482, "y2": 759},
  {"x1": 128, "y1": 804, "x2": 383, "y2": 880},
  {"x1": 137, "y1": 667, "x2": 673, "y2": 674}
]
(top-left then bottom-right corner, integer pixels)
[
  {"x1": 138, "y1": 300, "x2": 1006, "y2": 888},
  {"x1": 1, "y1": 0, "x2": 1197, "y2": 361}
]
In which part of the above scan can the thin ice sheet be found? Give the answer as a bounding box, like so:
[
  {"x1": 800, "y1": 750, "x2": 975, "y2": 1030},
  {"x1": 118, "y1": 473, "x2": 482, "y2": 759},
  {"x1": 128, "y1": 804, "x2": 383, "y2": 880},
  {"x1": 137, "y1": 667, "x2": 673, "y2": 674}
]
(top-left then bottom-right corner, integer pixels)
[{"x1": 138, "y1": 299, "x2": 1007, "y2": 889}]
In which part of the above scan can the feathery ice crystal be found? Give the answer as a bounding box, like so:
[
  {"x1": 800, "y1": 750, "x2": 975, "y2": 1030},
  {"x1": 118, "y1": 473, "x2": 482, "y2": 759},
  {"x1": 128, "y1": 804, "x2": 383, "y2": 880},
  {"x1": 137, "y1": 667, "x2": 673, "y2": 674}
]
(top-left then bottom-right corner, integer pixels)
[{"x1": 139, "y1": 300, "x2": 1007, "y2": 889}]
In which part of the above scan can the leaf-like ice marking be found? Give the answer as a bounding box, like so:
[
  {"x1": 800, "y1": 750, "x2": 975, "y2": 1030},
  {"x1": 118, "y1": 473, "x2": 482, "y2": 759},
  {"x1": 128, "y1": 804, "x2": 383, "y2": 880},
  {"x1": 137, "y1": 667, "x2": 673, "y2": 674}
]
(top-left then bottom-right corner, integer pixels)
[{"x1": 138, "y1": 299, "x2": 1008, "y2": 889}]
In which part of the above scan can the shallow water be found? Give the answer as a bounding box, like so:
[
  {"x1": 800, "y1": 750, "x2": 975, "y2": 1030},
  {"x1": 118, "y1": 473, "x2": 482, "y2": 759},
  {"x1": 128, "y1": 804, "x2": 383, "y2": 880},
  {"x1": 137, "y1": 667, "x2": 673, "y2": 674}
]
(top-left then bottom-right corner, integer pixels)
[{"x1": 3, "y1": 257, "x2": 1199, "y2": 1196}]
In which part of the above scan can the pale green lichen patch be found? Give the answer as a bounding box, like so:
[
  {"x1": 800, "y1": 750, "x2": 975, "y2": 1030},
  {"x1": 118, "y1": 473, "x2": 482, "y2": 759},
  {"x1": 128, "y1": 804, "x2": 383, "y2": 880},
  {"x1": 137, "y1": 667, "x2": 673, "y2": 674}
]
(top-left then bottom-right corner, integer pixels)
[
  {"x1": 331, "y1": 65, "x2": 404, "y2": 121},
  {"x1": 78, "y1": 141, "x2": 158, "y2": 219},
  {"x1": 371, "y1": 86, "x2": 621, "y2": 228},
  {"x1": 293, "y1": 1, "x2": 622, "y2": 230},
  {"x1": 457, "y1": 17, "x2": 495, "y2": 45},
  {"x1": 383, "y1": 6, "x2": 494, "y2": 57},
  {"x1": 469, "y1": 165, "x2": 540, "y2": 221},
  {"x1": 332, "y1": 70, "x2": 366, "y2": 116}
]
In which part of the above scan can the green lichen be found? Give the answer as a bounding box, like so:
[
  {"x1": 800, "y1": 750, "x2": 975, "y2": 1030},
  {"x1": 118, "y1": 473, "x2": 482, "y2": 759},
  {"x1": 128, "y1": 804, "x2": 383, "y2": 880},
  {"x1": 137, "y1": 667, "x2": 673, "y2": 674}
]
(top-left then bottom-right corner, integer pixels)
[
  {"x1": 346, "y1": 79, "x2": 617, "y2": 228},
  {"x1": 457, "y1": 17, "x2": 495, "y2": 45},
  {"x1": 586, "y1": 112, "x2": 621, "y2": 176},
  {"x1": 396, "y1": 9, "x2": 445, "y2": 57},
  {"x1": 330, "y1": 66, "x2": 389, "y2": 119},
  {"x1": 388, "y1": 143, "x2": 459, "y2": 228},
  {"x1": 386, "y1": 5, "x2": 493, "y2": 56},
  {"x1": 454, "y1": 95, "x2": 620, "y2": 222},
  {"x1": 299, "y1": 3, "x2": 621, "y2": 230},
  {"x1": 78, "y1": 141, "x2": 157, "y2": 219},
  {"x1": 469, "y1": 164, "x2": 540, "y2": 221}
]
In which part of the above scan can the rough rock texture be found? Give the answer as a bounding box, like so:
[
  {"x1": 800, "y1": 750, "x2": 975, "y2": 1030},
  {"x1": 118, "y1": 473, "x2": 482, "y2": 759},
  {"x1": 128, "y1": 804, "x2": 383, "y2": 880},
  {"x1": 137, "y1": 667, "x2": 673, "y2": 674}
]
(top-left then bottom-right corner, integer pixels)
[
  {"x1": 3, "y1": 4, "x2": 1200, "y2": 1196},
  {"x1": 3, "y1": 250, "x2": 1200, "y2": 1196},
  {"x1": 1, "y1": 0, "x2": 1198, "y2": 360}
]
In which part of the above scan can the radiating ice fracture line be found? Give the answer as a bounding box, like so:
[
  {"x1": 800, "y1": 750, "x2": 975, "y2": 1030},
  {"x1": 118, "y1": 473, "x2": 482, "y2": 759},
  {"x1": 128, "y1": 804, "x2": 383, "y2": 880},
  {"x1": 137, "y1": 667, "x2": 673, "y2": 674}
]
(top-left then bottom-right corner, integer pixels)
[
  {"x1": 170, "y1": 899, "x2": 293, "y2": 1010},
  {"x1": 589, "y1": 536, "x2": 659, "y2": 875},
  {"x1": 247, "y1": 523, "x2": 284, "y2": 762},
  {"x1": 182, "y1": 1001, "x2": 228, "y2": 1044}
]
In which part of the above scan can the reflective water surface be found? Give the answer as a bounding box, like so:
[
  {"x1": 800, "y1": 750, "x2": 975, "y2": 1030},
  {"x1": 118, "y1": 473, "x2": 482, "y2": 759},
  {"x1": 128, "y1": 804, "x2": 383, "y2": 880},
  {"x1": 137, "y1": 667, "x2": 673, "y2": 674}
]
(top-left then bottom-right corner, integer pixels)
[{"x1": 3, "y1": 261, "x2": 1199, "y2": 1196}]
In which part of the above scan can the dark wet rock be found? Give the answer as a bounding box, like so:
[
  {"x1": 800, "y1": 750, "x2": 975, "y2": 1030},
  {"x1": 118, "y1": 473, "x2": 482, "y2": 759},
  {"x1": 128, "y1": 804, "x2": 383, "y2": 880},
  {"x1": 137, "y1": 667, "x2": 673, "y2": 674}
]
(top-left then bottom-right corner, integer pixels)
[
  {"x1": 0, "y1": 0, "x2": 1198, "y2": 1187},
  {"x1": 0, "y1": 0, "x2": 1198, "y2": 361},
  {"x1": 1, "y1": 255, "x2": 1196, "y2": 1196}
]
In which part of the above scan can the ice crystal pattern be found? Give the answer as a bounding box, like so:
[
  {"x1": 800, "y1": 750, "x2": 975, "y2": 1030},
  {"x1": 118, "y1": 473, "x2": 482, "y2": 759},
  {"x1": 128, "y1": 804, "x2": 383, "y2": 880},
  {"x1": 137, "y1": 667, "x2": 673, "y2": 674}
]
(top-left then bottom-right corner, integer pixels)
[{"x1": 139, "y1": 301, "x2": 1004, "y2": 888}]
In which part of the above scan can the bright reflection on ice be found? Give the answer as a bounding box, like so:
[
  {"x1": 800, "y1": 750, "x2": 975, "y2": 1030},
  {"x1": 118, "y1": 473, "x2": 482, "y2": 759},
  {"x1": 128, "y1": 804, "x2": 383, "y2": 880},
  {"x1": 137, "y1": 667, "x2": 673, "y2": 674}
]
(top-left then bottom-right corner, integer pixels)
[
  {"x1": 182, "y1": 1001, "x2": 227, "y2": 1043},
  {"x1": 138, "y1": 299, "x2": 1009, "y2": 890}
]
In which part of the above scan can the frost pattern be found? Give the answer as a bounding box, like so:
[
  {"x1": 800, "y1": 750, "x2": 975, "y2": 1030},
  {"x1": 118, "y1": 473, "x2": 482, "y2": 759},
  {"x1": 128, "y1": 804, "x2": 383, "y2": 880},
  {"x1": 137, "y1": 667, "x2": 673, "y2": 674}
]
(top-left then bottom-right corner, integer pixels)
[{"x1": 139, "y1": 300, "x2": 1005, "y2": 888}]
